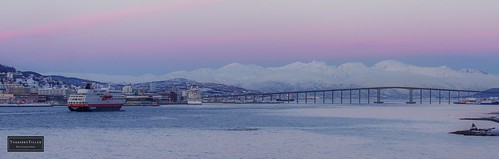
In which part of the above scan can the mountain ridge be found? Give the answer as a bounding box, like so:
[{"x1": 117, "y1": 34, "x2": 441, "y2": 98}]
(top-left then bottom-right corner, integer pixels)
[{"x1": 42, "y1": 60, "x2": 499, "y2": 93}]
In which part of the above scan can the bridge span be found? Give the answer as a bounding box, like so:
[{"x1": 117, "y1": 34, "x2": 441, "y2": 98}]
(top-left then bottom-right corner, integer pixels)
[{"x1": 204, "y1": 87, "x2": 496, "y2": 104}]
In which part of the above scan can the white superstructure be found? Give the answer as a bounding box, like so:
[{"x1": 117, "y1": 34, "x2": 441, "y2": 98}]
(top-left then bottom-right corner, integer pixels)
[{"x1": 187, "y1": 85, "x2": 202, "y2": 105}]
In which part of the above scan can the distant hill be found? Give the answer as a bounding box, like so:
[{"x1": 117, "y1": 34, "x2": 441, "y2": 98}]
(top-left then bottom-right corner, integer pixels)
[
  {"x1": 0, "y1": 64, "x2": 104, "y2": 88},
  {"x1": 45, "y1": 75, "x2": 104, "y2": 86},
  {"x1": 483, "y1": 88, "x2": 499, "y2": 92},
  {"x1": 132, "y1": 78, "x2": 259, "y2": 96},
  {"x1": 473, "y1": 88, "x2": 499, "y2": 98},
  {"x1": 0, "y1": 64, "x2": 16, "y2": 73}
]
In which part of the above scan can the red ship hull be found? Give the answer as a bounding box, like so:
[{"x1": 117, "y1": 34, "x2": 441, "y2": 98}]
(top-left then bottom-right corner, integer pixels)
[{"x1": 68, "y1": 104, "x2": 123, "y2": 112}]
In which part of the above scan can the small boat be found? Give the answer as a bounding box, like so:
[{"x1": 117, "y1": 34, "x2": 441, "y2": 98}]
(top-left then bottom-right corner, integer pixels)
[
  {"x1": 454, "y1": 98, "x2": 478, "y2": 104},
  {"x1": 480, "y1": 101, "x2": 499, "y2": 105},
  {"x1": 479, "y1": 98, "x2": 499, "y2": 105},
  {"x1": 276, "y1": 98, "x2": 295, "y2": 102}
]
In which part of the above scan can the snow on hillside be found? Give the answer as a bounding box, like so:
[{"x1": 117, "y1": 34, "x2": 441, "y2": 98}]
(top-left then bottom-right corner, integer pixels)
[
  {"x1": 161, "y1": 60, "x2": 499, "y2": 92},
  {"x1": 46, "y1": 60, "x2": 499, "y2": 92}
]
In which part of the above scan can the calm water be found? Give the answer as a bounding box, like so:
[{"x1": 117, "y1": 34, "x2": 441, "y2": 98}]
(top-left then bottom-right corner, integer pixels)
[{"x1": 0, "y1": 104, "x2": 498, "y2": 159}]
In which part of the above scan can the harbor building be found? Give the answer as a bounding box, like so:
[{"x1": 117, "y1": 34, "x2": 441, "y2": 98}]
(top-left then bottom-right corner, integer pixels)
[
  {"x1": 38, "y1": 88, "x2": 70, "y2": 97},
  {"x1": 122, "y1": 84, "x2": 133, "y2": 94},
  {"x1": 149, "y1": 83, "x2": 157, "y2": 92}
]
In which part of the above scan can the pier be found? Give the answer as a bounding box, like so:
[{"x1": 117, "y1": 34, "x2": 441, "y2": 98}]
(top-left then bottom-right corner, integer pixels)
[{"x1": 204, "y1": 87, "x2": 494, "y2": 104}]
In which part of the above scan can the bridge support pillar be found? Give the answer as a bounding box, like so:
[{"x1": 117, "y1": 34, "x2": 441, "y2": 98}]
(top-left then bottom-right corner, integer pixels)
[
  {"x1": 287, "y1": 93, "x2": 290, "y2": 103},
  {"x1": 323, "y1": 91, "x2": 325, "y2": 104},
  {"x1": 358, "y1": 89, "x2": 361, "y2": 104},
  {"x1": 349, "y1": 90, "x2": 352, "y2": 104},
  {"x1": 407, "y1": 89, "x2": 416, "y2": 104},
  {"x1": 439, "y1": 90, "x2": 442, "y2": 104},
  {"x1": 367, "y1": 89, "x2": 370, "y2": 104},
  {"x1": 331, "y1": 91, "x2": 334, "y2": 104},
  {"x1": 420, "y1": 89, "x2": 423, "y2": 104},
  {"x1": 296, "y1": 93, "x2": 299, "y2": 103},
  {"x1": 429, "y1": 90, "x2": 432, "y2": 104},
  {"x1": 457, "y1": 91, "x2": 460, "y2": 101},
  {"x1": 314, "y1": 92, "x2": 317, "y2": 103},
  {"x1": 374, "y1": 89, "x2": 383, "y2": 104},
  {"x1": 305, "y1": 93, "x2": 308, "y2": 104},
  {"x1": 341, "y1": 90, "x2": 344, "y2": 104},
  {"x1": 448, "y1": 91, "x2": 451, "y2": 104}
]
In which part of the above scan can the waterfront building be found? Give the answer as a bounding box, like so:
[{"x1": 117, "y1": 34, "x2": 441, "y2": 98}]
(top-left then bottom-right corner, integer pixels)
[
  {"x1": 6, "y1": 72, "x2": 13, "y2": 79},
  {"x1": 38, "y1": 88, "x2": 70, "y2": 97},
  {"x1": 5, "y1": 86, "x2": 39, "y2": 104},
  {"x1": 149, "y1": 83, "x2": 157, "y2": 92},
  {"x1": 8, "y1": 86, "x2": 33, "y2": 95},
  {"x1": 124, "y1": 95, "x2": 160, "y2": 106},
  {"x1": 0, "y1": 94, "x2": 14, "y2": 103},
  {"x1": 6, "y1": 72, "x2": 23, "y2": 80},
  {"x1": 122, "y1": 84, "x2": 133, "y2": 94}
]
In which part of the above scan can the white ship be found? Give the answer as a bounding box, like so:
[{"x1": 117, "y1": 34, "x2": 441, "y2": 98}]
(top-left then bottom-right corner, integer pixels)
[
  {"x1": 67, "y1": 83, "x2": 125, "y2": 111},
  {"x1": 187, "y1": 85, "x2": 202, "y2": 105}
]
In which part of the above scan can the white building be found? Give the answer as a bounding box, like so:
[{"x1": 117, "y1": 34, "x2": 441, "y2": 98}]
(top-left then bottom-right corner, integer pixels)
[
  {"x1": 6, "y1": 72, "x2": 14, "y2": 79},
  {"x1": 38, "y1": 88, "x2": 70, "y2": 96},
  {"x1": 149, "y1": 83, "x2": 157, "y2": 92},
  {"x1": 122, "y1": 85, "x2": 133, "y2": 94}
]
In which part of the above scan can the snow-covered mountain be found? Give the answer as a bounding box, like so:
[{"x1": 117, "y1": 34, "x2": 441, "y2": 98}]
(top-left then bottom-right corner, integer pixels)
[
  {"x1": 47, "y1": 60, "x2": 499, "y2": 92},
  {"x1": 157, "y1": 60, "x2": 498, "y2": 92}
]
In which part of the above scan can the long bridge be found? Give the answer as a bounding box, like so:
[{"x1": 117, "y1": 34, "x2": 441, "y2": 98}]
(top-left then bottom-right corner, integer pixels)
[{"x1": 204, "y1": 87, "x2": 497, "y2": 104}]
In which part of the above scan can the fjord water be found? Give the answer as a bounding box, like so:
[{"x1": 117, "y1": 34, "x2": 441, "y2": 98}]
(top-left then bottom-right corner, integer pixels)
[{"x1": 1, "y1": 104, "x2": 498, "y2": 159}]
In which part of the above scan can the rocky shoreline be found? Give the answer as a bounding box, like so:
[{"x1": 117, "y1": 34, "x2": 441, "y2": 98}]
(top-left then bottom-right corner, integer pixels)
[{"x1": 450, "y1": 112, "x2": 499, "y2": 136}]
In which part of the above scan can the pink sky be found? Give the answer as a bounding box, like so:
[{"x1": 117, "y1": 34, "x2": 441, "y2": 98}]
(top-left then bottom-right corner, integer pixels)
[{"x1": 0, "y1": 0, "x2": 498, "y2": 74}]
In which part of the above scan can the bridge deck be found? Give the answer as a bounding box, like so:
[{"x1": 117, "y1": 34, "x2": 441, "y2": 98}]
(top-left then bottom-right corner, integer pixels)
[{"x1": 204, "y1": 87, "x2": 495, "y2": 104}]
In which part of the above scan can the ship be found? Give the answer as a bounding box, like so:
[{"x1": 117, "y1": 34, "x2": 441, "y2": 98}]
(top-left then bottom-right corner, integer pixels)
[
  {"x1": 453, "y1": 98, "x2": 478, "y2": 104},
  {"x1": 67, "y1": 83, "x2": 125, "y2": 111},
  {"x1": 479, "y1": 97, "x2": 499, "y2": 105},
  {"x1": 480, "y1": 100, "x2": 499, "y2": 105},
  {"x1": 186, "y1": 85, "x2": 202, "y2": 105}
]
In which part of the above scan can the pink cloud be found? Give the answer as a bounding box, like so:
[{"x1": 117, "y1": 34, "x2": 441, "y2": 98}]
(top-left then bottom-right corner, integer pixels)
[{"x1": 0, "y1": 0, "x2": 228, "y2": 43}]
